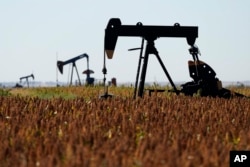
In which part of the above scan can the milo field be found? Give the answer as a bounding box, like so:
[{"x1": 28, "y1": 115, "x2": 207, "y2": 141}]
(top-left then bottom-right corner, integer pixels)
[{"x1": 0, "y1": 85, "x2": 250, "y2": 167}]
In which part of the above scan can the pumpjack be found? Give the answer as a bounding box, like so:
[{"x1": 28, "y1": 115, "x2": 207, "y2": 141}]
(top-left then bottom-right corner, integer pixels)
[
  {"x1": 57, "y1": 53, "x2": 94, "y2": 85},
  {"x1": 18, "y1": 74, "x2": 34, "y2": 88},
  {"x1": 103, "y1": 18, "x2": 246, "y2": 98}
]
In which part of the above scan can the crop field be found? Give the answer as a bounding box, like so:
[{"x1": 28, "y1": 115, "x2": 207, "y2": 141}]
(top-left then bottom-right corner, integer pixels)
[{"x1": 0, "y1": 86, "x2": 250, "y2": 167}]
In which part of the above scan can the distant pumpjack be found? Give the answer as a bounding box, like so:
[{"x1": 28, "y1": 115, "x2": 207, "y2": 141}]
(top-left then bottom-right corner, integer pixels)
[
  {"x1": 19, "y1": 74, "x2": 34, "y2": 88},
  {"x1": 57, "y1": 53, "x2": 94, "y2": 86}
]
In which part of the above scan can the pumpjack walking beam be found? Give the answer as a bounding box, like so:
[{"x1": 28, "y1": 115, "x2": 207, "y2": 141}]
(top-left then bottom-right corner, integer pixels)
[{"x1": 104, "y1": 18, "x2": 198, "y2": 98}]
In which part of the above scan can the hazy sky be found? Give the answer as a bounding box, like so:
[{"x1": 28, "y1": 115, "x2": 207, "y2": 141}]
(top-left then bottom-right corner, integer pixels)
[{"x1": 1, "y1": 0, "x2": 250, "y2": 84}]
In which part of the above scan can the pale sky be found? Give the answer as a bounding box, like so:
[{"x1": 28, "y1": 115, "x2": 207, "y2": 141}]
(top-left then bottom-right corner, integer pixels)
[{"x1": 1, "y1": 0, "x2": 250, "y2": 84}]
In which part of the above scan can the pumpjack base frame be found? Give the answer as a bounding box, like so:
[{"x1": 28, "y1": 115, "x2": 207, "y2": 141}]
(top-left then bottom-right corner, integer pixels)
[{"x1": 135, "y1": 39, "x2": 179, "y2": 98}]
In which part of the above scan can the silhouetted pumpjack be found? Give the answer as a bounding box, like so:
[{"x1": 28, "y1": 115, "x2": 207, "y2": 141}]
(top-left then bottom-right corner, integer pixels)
[
  {"x1": 104, "y1": 18, "x2": 247, "y2": 98},
  {"x1": 57, "y1": 53, "x2": 94, "y2": 85},
  {"x1": 104, "y1": 18, "x2": 197, "y2": 98},
  {"x1": 19, "y1": 74, "x2": 34, "y2": 88}
]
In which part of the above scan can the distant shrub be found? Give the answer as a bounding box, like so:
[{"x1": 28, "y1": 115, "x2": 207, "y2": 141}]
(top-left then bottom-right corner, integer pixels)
[{"x1": 0, "y1": 88, "x2": 11, "y2": 96}]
